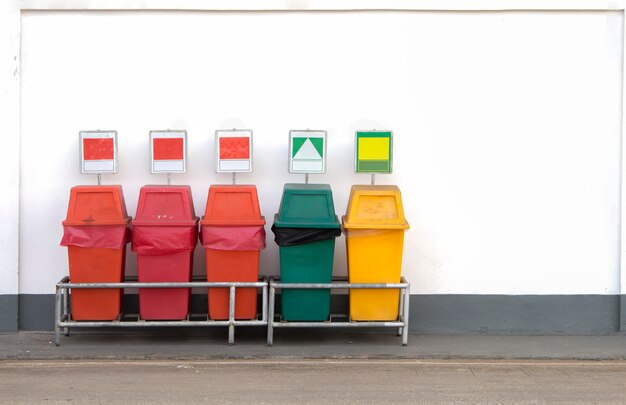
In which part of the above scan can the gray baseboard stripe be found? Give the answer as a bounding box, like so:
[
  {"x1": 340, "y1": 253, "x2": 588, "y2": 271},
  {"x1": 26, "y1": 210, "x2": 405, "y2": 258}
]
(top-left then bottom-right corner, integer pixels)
[
  {"x1": 0, "y1": 295, "x2": 18, "y2": 332},
  {"x1": 11, "y1": 293, "x2": 624, "y2": 334},
  {"x1": 18, "y1": 294, "x2": 55, "y2": 331},
  {"x1": 619, "y1": 294, "x2": 626, "y2": 333},
  {"x1": 411, "y1": 295, "x2": 620, "y2": 334}
]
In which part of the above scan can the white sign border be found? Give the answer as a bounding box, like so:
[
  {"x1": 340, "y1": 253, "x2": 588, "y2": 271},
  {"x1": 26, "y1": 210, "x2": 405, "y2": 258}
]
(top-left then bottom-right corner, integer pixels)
[
  {"x1": 215, "y1": 129, "x2": 253, "y2": 174},
  {"x1": 79, "y1": 130, "x2": 118, "y2": 175},
  {"x1": 288, "y1": 129, "x2": 327, "y2": 174},
  {"x1": 149, "y1": 129, "x2": 188, "y2": 174}
]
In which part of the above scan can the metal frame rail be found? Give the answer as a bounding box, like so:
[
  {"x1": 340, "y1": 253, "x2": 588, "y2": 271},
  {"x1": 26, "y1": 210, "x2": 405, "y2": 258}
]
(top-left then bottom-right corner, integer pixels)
[
  {"x1": 267, "y1": 277, "x2": 410, "y2": 346},
  {"x1": 54, "y1": 276, "x2": 268, "y2": 346}
]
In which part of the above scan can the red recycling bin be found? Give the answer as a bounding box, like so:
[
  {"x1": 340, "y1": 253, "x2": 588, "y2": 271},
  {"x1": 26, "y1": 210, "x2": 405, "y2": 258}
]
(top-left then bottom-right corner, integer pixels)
[
  {"x1": 131, "y1": 186, "x2": 198, "y2": 320},
  {"x1": 60, "y1": 185, "x2": 131, "y2": 320},
  {"x1": 201, "y1": 185, "x2": 266, "y2": 320}
]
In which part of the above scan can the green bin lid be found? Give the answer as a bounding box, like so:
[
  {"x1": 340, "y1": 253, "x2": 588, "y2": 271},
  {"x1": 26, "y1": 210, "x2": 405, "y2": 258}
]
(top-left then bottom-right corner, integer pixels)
[{"x1": 274, "y1": 183, "x2": 340, "y2": 228}]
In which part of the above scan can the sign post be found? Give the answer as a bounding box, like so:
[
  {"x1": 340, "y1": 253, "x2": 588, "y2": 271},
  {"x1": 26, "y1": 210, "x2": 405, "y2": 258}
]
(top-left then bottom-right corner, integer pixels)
[
  {"x1": 355, "y1": 130, "x2": 393, "y2": 185},
  {"x1": 79, "y1": 130, "x2": 118, "y2": 185},
  {"x1": 149, "y1": 130, "x2": 187, "y2": 185},
  {"x1": 289, "y1": 130, "x2": 327, "y2": 183},
  {"x1": 215, "y1": 129, "x2": 253, "y2": 184}
]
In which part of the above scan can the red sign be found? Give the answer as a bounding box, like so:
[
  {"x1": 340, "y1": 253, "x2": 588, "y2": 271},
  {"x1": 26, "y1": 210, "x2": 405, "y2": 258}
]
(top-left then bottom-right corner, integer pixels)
[
  {"x1": 219, "y1": 137, "x2": 250, "y2": 160},
  {"x1": 153, "y1": 138, "x2": 184, "y2": 160},
  {"x1": 83, "y1": 138, "x2": 114, "y2": 160}
]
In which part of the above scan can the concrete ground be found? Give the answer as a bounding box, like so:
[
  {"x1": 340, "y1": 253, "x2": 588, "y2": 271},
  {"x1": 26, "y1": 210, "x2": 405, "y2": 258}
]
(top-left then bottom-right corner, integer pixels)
[{"x1": 0, "y1": 329, "x2": 625, "y2": 360}]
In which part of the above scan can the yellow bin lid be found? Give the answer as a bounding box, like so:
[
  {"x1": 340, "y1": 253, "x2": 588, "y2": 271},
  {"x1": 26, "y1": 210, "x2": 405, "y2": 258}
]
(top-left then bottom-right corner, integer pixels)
[{"x1": 342, "y1": 185, "x2": 410, "y2": 230}]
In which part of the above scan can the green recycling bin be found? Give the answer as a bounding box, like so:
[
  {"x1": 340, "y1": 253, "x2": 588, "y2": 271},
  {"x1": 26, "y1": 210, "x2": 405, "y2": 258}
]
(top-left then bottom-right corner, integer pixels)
[{"x1": 271, "y1": 184, "x2": 341, "y2": 321}]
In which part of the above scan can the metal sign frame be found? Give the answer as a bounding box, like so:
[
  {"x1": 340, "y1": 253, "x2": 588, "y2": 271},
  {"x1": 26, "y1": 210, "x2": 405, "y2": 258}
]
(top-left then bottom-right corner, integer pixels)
[
  {"x1": 149, "y1": 130, "x2": 188, "y2": 174},
  {"x1": 288, "y1": 129, "x2": 327, "y2": 174},
  {"x1": 79, "y1": 130, "x2": 118, "y2": 174},
  {"x1": 215, "y1": 129, "x2": 254, "y2": 173},
  {"x1": 355, "y1": 130, "x2": 393, "y2": 174}
]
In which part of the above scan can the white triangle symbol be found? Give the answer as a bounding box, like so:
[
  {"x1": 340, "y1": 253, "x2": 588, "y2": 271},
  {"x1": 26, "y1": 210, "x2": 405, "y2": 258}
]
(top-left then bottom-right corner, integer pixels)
[{"x1": 293, "y1": 138, "x2": 322, "y2": 160}]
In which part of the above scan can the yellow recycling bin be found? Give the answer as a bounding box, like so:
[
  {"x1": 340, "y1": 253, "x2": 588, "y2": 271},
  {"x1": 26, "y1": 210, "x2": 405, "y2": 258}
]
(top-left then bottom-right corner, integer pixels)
[{"x1": 342, "y1": 185, "x2": 409, "y2": 321}]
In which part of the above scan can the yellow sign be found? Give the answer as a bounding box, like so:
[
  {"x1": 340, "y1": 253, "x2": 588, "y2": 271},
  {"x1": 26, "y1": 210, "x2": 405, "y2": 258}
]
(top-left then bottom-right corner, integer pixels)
[
  {"x1": 358, "y1": 137, "x2": 390, "y2": 160},
  {"x1": 355, "y1": 131, "x2": 392, "y2": 173}
]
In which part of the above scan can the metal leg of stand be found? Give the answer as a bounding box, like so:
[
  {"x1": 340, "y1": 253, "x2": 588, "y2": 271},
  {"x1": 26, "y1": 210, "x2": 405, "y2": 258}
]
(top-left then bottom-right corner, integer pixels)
[
  {"x1": 402, "y1": 286, "x2": 410, "y2": 346},
  {"x1": 228, "y1": 286, "x2": 236, "y2": 345},
  {"x1": 267, "y1": 284, "x2": 275, "y2": 346},
  {"x1": 62, "y1": 287, "x2": 70, "y2": 336},
  {"x1": 398, "y1": 287, "x2": 405, "y2": 337},
  {"x1": 262, "y1": 281, "x2": 268, "y2": 323},
  {"x1": 54, "y1": 286, "x2": 61, "y2": 346}
]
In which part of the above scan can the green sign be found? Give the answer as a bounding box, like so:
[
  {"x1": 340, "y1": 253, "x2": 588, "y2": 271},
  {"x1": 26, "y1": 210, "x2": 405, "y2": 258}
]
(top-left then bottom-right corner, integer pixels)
[
  {"x1": 355, "y1": 131, "x2": 392, "y2": 173},
  {"x1": 289, "y1": 130, "x2": 326, "y2": 174}
]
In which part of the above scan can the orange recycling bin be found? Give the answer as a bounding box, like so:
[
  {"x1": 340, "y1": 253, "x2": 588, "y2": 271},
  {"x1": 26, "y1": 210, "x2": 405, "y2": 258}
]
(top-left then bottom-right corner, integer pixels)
[
  {"x1": 201, "y1": 185, "x2": 266, "y2": 320},
  {"x1": 343, "y1": 185, "x2": 409, "y2": 321},
  {"x1": 131, "y1": 186, "x2": 198, "y2": 320},
  {"x1": 60, "y1": 185, "x2": 131, "y2": 320}
]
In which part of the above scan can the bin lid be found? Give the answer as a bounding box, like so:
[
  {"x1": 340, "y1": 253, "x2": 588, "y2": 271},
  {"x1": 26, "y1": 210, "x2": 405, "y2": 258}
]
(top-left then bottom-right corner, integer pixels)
[
  {"x1": 62, "y1": 185, "x2": 130, "y2": 226},
  {"x1": 132, "y1": 185, "x2": 199, "y2": 226},
  {"x1": 201, "y1": 185, "x2": 265, "y2": 226},
  {"x1": 274, "y1": 183, "x2": 340, "y2": 228},
  {"x1": 342, "y1": 185, "x2": 410, "y2": 230}
]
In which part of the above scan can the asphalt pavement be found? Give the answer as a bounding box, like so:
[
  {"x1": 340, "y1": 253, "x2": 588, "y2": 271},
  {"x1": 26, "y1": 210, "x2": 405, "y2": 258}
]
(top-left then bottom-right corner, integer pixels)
[
  {"x1": 2, "y1": 331, "x2": 626, "y2": 404},
  {"x1": 1, "y1": 359, "x2": 626, "y2": 404}
]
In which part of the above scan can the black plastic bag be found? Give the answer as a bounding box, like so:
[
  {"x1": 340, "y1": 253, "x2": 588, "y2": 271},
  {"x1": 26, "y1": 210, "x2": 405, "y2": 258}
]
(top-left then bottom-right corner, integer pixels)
[{"x1": 271, "y1": 225, "x2": 341, "y2": 247}]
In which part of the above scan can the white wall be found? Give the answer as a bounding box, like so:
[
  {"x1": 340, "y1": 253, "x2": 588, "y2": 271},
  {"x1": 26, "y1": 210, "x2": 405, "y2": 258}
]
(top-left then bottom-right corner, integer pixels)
[
  {"x1": 0, "y1": 3, "x2": 20, "y2": 297},
  {"x1": 19, "y1": 10, "x2": 623, "y2": 295}
]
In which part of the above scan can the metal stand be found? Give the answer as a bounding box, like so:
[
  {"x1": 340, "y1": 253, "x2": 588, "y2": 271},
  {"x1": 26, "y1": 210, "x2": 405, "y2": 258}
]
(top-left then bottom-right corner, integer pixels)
[
  {"x1": 54, "y1": 276, "x2": 269, "y2": 346},
  {"x1": 267, "y1": 277, "x2": 410, "y2": 346}
]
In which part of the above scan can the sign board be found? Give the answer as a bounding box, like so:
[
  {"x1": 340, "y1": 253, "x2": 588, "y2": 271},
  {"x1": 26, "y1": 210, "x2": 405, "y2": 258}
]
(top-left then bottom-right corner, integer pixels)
[
  {"x1": 79, "y1": 130, "x2": 118, "y2": 174},
  {"x1": 215, "y1": 129, "x2": 253, "y2": 173},
  {"x1": 355, "y1": 131, "x2": 393, "y2": 173},
  {"x1": 150, "y1": 130, "x2": 187, "y2": 174},
  {"x1": 289, "y1": 130, "x2": 326, "y2": 174}
]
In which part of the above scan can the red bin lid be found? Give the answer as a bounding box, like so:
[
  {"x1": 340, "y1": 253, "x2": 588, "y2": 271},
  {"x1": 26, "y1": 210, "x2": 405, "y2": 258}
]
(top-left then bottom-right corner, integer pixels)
[
  {"x1": 62, "y1": 185, "x2": 130, "y2": 226},
  {"x1": 201, "y1": 185, "x2": 265, "y2": 226},
  {"x1": 132, "y1": 185, "x2": 198, "y2": 226}
]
